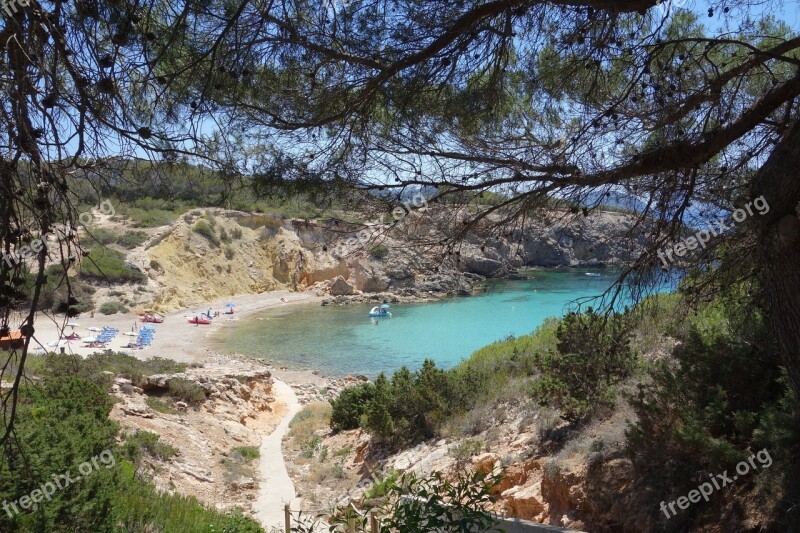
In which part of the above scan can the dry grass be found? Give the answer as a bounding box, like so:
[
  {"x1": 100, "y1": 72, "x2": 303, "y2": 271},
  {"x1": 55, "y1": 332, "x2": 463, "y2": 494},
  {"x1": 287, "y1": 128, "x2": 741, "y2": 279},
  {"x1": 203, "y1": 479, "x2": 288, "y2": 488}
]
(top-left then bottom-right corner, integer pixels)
[{"x1": 289, "y1": 403, "x2": 331, "y2": 438}]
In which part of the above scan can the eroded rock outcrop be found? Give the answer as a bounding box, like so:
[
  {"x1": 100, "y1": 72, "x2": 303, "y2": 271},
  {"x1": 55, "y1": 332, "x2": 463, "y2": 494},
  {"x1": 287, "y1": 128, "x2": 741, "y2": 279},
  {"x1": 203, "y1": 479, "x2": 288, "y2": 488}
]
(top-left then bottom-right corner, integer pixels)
[{"x1": 142, "y1": 207, "x2": 645, "y2": 310}]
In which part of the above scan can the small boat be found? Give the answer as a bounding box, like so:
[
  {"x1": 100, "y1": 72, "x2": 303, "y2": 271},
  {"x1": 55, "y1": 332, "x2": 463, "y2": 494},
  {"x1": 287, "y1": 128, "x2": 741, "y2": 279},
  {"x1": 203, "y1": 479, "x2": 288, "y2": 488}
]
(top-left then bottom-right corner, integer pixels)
[
  {"x1": 188, "y1": 317, "x2": 212, "y2": 325},
  {"x1": 369, "y1": 304, "x2": 392, "y2": 317},
  {"x1": 585, "y1": 272, "x2": 601, "y2": 277}
]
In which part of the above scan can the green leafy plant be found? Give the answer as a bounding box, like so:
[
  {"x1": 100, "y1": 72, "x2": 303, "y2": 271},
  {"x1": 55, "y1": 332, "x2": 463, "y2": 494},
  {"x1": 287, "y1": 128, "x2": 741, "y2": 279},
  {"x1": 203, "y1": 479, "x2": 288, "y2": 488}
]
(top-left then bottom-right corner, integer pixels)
[
  {"x1": 167, "y1": 378, "x2": 206, "y2": 404},
  {"x1": 193, "y1": 220, "x2": 220, "y2": 247},
  {"x1": 117, "y1": 230, "x2": 148, "y2": 249},
  {"x1": 330, "y1": 383, "x2": 375, "y2": 431},
  {"x1": 123, "y1": 430, "x2": 180, "y2": 462},
  {"x1": 145, "y1": 396, "x2": 178, "y2": 414},
  {"x1": 370, "y1": 244, "x2": 390, "y2": 259},
  {"x1": 99, "y1": 301, "x2": 128, "y2": 315},
  {"x1": 530, "y1": 308, "x2": 635, "y2": 422},
  {"x1": 79, "y1": 247, "x2": 146, "y2": 284}
]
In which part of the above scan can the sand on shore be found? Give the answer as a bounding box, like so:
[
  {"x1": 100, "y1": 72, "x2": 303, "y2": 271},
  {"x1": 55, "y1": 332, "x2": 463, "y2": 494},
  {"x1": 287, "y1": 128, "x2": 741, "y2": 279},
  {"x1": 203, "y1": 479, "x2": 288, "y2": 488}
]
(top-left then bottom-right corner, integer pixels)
[{"x1": 24, "y1": 289, "x2": 322, "y2": 364}]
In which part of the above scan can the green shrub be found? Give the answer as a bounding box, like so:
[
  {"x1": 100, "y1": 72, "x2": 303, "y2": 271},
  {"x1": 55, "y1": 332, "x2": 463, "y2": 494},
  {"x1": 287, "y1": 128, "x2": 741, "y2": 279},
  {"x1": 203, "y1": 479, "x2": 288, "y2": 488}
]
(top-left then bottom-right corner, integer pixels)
[
  {"x1": 127, "y1": 207, "x2": 177, "y2": 227},
  {"x1": 99, "y1": 300, "x2": 128, "y2": 314},
  {"x1": 79, "y1": 247, "x2": 146, "y2": 284},
  {"x1": 168, "y1": 378, "x2": 206, "y2": 404},
  {"x1": 329, "y1": 383, "x2": 375, "y2": 431},
  {"x1": 117, "y1": 230, "x2": 148, "y2": 249},
  {"x1": 530, "y1": 308, "x2": 636, "y2": 422},
  {"x1": 0, "y1": 377, "x2": 119, "y2": 532},
  {"x1": 224, "y1": 245, "x2": 235, "y2": 260},
  {"x1": 627, "y1": 287, "x2": 796, "y2": 476},
  {"x1": 232, "y1": 446, "x2": 260, "y2": 461},
  {"x1": 369, "y1": 244, "x2": 389, "y2": 259},
  {"x1": 145, "y1": 396, "x2": 178, "y2": 414},
  {"x1": 0, "y1": 372, "x2": 262, "y2": 532},
  {"x1": 448, "y1": 439, "x2": 485, "y2": 462},
  {"x1": 363, "y1": 470, "x2": 401, "y2": 499},
  {"x1": 231, "y1": 227, "x2": 243, "y2": 239},
  {"x1": 219, "y1": 227, "x2": 230, "y2": 243},
  {"x1": 26, "y1": 352, "x2": 188, "y2": 388},
  {"x1": 329, "y1": 470, "x2": 500, "y2": 533},
  {"x1": 123, "y1": 430, "x2": 179, "y2": 462},
  {"x1": 87, "y1": 227, "x2": 119, "y2": 245},
  {"x1": 301, "y1": 434, "x2": 323, "y2": 458},
  {"x1": 192, "y1": 220, "x2": 219, "y2": 247}
]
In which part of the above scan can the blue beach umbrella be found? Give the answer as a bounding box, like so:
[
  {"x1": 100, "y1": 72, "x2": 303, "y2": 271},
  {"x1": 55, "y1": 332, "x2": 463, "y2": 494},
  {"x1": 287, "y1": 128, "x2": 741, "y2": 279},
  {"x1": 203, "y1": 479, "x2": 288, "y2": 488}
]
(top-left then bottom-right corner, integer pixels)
[
  {"x1": 380, "y1": 304, "x2": 390, "y2": 309},
  {"x1": 225, "y1": 303, "x2": 236, "y2": 308}
]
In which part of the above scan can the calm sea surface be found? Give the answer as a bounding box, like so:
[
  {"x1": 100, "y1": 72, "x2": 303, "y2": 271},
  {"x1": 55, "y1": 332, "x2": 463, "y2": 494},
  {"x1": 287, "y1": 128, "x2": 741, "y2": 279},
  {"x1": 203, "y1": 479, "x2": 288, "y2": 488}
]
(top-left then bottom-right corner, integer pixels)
[{"x1": 213, "y1": 269, "x2": 645, "y2": 377}]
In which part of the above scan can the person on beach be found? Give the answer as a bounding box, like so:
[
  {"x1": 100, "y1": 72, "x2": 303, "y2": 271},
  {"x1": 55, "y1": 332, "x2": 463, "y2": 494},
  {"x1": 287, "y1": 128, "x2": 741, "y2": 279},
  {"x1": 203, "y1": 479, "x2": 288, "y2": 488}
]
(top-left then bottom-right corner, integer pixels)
[{"x1": 195, "y1": 316, "x2": 199, "y2": 327}]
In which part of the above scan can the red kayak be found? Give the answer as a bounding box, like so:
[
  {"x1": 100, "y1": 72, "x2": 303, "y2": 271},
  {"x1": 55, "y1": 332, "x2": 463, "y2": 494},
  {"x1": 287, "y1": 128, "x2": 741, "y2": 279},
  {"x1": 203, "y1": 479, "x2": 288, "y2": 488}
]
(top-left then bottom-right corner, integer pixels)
[{"x1": 187, "y1": 318, "x2": 211, "y2": 325}]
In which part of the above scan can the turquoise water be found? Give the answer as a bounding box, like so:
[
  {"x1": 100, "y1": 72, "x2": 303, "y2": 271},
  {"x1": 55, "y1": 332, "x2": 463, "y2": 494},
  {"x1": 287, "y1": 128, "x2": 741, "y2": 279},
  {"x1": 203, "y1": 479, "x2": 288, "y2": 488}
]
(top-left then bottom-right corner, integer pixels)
[{"x1": 214, "y1": 269, "x2": 644, "y2": 378}]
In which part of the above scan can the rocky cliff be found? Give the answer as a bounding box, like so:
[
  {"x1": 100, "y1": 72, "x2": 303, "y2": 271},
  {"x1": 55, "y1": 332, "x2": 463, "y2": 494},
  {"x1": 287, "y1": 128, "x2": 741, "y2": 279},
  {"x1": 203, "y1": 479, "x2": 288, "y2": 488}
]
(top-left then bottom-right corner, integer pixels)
[{"x1": 124, "y1": 206, "x2": 644, "y2": 311}]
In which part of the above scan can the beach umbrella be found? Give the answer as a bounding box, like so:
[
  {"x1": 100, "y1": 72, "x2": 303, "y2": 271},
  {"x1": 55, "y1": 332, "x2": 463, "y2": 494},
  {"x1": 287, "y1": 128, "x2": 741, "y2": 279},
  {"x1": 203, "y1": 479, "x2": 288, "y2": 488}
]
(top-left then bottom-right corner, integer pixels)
[
  {"x1": 86, "y1": 327, "x2": 102, "y2": 332},
  {"x1": 225, "y1": 303, "x2": 236, "y2": 308},
  {"x1": 47, "y1": 340, "x2": 66, "y2": 347},
  {"x1": 380, "y1": 304, "x2": 390, "y2": 309},
  {"x1": 82, "y1": 337, "x2": 98, "y2": 343},
  {"x1": 66, "y1": 322, "x2": 80, "y2": 329},
  {"x1": 123, "y1": 331, "x2": 138, "y2": 337}
]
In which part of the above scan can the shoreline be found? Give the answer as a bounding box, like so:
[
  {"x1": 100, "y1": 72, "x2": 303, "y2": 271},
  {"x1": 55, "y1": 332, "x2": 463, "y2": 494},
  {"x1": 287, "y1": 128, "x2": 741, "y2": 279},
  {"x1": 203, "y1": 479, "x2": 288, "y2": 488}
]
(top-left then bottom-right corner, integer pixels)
[{"x1": 28, "y1": 289, "x2": 323, "y2": 365}]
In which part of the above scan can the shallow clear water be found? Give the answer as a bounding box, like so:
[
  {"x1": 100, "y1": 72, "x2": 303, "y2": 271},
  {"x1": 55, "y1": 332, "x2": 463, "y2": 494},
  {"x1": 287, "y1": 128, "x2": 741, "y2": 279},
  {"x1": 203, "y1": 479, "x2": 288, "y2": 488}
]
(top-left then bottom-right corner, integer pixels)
[{"x1": 214, "y1": 269, "x2": 633, "y2": 377}]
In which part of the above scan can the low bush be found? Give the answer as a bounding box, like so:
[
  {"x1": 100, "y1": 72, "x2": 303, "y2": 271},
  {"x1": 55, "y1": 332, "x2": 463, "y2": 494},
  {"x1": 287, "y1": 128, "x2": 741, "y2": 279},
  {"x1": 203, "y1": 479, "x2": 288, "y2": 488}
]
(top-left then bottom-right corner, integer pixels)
[
  {"x1": 530, "y1": 308, "x2": 636, "y2": 423},
  {"x1": 99, "y1": 301, "x2": 128, "y2": 314},
  {"x1": 117, "y1": 230, "x2": 148, "y2": 249},
  {"x1": 329, "y1": 383, "x2": 375, "y2": 431},
  {"x1": 33, "y1": 265, "x2": 96, "y2": 316},
  {"x1": 448, "y1": 439, "x2": 485, "y2": 462},
  {"x1": 232, "y1": 446, "x2": 260, "y2": 461},
  {"x1": 167, "y1": 378, "x2": 206, "y2": 404},
  {"x1": 87, "y1": 227, "x2": 119, "y2": 245},
  {"x1": 26, "y1": 352, "x2": 188, "y2": 388},
  {"x1": 127, "y1": 207, "x2": 177, "y2": 227},
  {"x1": 192, "y1": 220, "x2": 219, "y2": 247},
  {"x1": 0, "y1": 372, "x2": 261, "y2": 532},
  {"x1": 123, "y1": 430, "x2": 180, "y2": 462},
  {"x1": 369, "y1": 244, "x2": 390, "y2": 259},
  {"x1": 145, "y1": 396, "x2": 178, "y2": 414},
  {"x1": 79, "y1": 247, "x2": 146, "y2": 284}
]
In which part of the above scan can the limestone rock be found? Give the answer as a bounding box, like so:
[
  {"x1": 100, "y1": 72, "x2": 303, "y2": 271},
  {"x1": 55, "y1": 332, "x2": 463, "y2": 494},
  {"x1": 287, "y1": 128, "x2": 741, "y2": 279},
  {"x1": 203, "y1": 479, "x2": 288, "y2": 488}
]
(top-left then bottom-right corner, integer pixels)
[
  {"x1": 329, "y1": 275, "x2": 356, "y2": 295},
  {"x1": 472, "y1": 452, "x2": 500, "y2": 475},
  {"x1": 502, "y1": 482, "x2": 545, "y2": 520}
]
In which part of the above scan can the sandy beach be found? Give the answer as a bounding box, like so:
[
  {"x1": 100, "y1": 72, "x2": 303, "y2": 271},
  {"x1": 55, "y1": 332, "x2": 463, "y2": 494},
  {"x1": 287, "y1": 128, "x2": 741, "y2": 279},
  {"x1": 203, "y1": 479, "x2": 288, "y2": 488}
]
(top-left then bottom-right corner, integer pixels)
[{"x1": 27, "y1": 289, "x2": 323, "y2": 364}]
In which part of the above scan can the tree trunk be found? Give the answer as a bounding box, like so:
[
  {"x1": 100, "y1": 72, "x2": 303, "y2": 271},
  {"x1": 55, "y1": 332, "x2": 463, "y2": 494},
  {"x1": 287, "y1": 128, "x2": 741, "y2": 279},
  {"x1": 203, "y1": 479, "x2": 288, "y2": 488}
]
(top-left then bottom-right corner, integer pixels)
[{"x1": 752, "y1": 120, "x2": 800, "y2": 400}]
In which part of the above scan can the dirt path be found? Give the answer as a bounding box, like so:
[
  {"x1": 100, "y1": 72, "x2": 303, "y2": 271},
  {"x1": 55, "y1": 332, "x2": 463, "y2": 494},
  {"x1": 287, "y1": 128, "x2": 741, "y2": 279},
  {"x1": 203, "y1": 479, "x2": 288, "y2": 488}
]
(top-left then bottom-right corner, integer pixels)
[{"x1": 256, "y1": 379, "x2": 302, "y2": 531}]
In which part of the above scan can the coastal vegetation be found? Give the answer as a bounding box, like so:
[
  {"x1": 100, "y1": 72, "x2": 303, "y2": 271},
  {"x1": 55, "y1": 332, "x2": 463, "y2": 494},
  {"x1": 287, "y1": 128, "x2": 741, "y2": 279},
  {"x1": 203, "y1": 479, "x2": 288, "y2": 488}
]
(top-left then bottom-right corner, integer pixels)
[
  {"x1": 327, "y1": 274, "x2": 799, "y2": 529},
  {"x1": 2, "y1": 0, "x2": 799, "y2": 529},
  {"x1": 0, "y1": 364, "x2": 261, "y2": 532}
]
